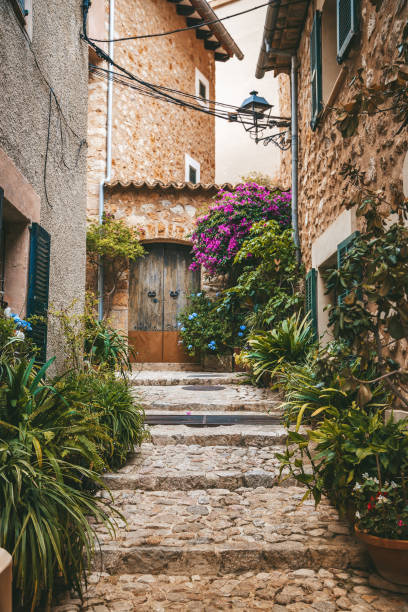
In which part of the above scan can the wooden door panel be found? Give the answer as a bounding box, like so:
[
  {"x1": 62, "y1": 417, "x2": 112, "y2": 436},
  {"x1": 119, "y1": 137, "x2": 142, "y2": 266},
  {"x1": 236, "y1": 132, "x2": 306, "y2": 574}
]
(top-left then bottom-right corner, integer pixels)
[
  {"x1": 129, "y1": 243, "x2": 200, "y2": 362},
  {"x1": 129, "y1": 331, "x2": 163, "y2": 363},
  {"x1": 129, "y1": 245, "x2": 163, "y2": 332},
  {"x1": 163, "y1": 245, "x2": 200, "y2": 331}
]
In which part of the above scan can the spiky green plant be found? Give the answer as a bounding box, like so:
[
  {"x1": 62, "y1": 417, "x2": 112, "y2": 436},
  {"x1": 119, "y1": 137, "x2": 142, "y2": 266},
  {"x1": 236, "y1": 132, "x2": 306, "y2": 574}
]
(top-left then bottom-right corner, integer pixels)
[
  {"x1": 59, "y1": 371, "x2": 148, "y2": 470},
  {"x1": 84, "y1": 319, "x2": 134, "y2": 375},
  {"x1": 0, "y1": 436, "x2": 116, "y2": 611},
  {"x1": 243, "y1": 313, "x2": 315, "y2": 382}
]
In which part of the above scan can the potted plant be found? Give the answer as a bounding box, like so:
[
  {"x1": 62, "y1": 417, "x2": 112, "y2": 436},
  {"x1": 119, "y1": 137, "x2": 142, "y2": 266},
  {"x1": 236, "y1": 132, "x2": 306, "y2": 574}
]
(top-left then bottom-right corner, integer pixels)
[{"x1": 353, "y1": 473, "x2": 408, "y2": 585}]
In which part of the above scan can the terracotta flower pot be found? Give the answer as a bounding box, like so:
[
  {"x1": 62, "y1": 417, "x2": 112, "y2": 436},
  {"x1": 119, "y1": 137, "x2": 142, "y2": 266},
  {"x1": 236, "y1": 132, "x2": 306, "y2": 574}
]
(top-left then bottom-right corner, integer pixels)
[{"x1": 355, "y1": 526, "x2": 408, "y2": 585}]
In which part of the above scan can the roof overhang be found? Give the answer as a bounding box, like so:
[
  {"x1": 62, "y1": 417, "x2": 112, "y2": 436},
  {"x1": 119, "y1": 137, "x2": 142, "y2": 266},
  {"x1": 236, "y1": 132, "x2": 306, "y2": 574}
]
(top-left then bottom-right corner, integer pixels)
[
  {"x1": 104, "y1": 179, "x2": 236, "y2": 192},
  {"x1": 255, "y1": 0, "x2": 309, "y2": 78},
  {"x1": 168, "y1": 0, "x2": 244, "y2": 62}
]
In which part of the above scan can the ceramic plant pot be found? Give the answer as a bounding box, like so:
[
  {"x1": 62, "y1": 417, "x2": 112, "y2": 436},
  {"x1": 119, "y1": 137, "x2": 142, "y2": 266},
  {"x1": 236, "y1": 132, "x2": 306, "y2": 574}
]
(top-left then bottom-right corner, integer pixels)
[{"x1": 355, "y1": 526, "x2": 408, "y2": 585}]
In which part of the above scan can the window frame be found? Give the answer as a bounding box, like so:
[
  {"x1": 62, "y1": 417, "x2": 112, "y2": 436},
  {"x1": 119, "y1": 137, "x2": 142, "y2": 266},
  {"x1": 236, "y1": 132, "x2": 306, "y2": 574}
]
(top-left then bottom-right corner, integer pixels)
[
  {"x1": 195, "y1": 68, "x2": 210, "y2": 109},
  {"x1": 185, "y1": 154, "x2": 201, "y2": 184},
  {"x1": 336, "y1": 0, "x2": 358, "y2": 64},
  {"x1": 310, "y1": 11, "x2": 323, "y2": 131}
]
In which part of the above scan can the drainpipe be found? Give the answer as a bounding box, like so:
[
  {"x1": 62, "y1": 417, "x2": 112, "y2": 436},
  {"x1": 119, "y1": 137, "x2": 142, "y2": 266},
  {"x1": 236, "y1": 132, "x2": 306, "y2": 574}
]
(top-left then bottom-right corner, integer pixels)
[
  {"x1": 98, "y1": 0, "x2": 115, "y2": 320},
  {"x1": 290, "y1": 54, "x2": 300, "y2": 265}
]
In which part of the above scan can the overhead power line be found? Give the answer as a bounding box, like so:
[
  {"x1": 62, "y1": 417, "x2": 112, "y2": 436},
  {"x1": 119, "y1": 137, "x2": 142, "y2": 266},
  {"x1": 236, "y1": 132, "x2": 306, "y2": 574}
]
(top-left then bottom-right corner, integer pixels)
[{"x1": 89, "y1": 0, "x2": 277, "y2": 43}]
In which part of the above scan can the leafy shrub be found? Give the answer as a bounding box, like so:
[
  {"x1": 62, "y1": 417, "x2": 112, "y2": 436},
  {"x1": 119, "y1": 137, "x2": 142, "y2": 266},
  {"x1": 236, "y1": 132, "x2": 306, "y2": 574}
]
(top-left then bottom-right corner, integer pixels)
[
  {"x1": 0, "y1": 357, "x2": 117, "y2": 611},
  {"x1": 242, "y1": 313, "x2": 315, "y2": 383},
  {"x1": 177, "y1": 292, "x2": 247, "y2": 357},
  {"x1": 87, "y1": 213, "x2": 145, "y2": 316},
  {"x1": 190, "y1": 183, "x2": 291, "y2": 275},
  {"x1": 277, "y1": 405, "x2": 405, "y2": 514},
  {"x1": 84, "y1": 317, "x2": 133, "y2": 375},
  {"x1": 61, "y1": 371, "x2": 148, "y2": 470}
]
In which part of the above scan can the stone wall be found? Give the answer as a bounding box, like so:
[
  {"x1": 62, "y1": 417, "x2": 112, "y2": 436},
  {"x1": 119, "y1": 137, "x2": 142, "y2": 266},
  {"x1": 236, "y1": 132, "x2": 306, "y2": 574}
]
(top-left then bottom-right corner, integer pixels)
[
  {"x1": 87, "y1": 0, "x2": 216, "y2": 221},
  {"x1": 278, "y1": 0, "x2": 408, "y2": 270},
  {"x1": 0, "y1": 0, "x2": 88, "y2": 367}
]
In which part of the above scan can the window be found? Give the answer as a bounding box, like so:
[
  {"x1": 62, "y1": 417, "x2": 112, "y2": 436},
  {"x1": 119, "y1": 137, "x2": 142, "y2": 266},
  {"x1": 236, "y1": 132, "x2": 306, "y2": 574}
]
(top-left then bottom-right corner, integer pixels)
[
  {"x1": 322, "y1": 0, "x2": 340, "y2": 104},
  {"x1": 337, "y1": 0, "x2": 358, "y2": 63},
  {"x1": 305, "y1": 268, "x2": 318, "y2": 340},
  {"x1": 310, "y1": 11, "x2": 323, "y2": 131},
  {"x1": 195, "y1": 68, "x2": 209, "y2": 109},
  {"x1": 185, "y1": 154, "x2": 200, "y2": 184}
]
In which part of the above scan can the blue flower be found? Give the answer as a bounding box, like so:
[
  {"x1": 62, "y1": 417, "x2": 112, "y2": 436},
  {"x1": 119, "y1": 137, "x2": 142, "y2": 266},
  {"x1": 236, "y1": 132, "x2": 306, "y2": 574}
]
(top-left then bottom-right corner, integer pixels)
[
  {"x1": 188, "y1": 344, "x2": 193, "y2": 350},
  {"x1": 188, "y1": 312, "x2": 198, "y2": 320},
  {"x1": 181, "y1": 326, "x2": 185, "y2": 331},
  {"x1": 240, "y1": 325, "x2": 246, "y2": 331},
  {"x1": 238, "y1": 332, "x2": 243, "y2": 337},
  {"x1": 177, "y1": 321, "x2": 182, "y2": 328},
  {"x1": 196, "y1": 292, "x2": 202, "y2": 297}
]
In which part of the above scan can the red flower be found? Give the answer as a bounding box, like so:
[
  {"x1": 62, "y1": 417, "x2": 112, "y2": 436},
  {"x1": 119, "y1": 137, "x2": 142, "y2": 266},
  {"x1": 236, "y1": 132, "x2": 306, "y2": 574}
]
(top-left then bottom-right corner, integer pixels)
[{"x1": 367, "y1": 503, "x2": 373, "y2": 510}]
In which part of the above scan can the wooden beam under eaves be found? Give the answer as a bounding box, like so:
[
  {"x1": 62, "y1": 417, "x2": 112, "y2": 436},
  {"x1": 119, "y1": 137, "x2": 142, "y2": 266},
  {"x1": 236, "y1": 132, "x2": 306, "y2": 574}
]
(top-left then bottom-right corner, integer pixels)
[
  {"x1": 204, "y1": 39, "x2": 221, "y2": 51},
  {"x1": 196, "y1": 28, "x2": 212, "y2": 40},
  {"x1": 214, "y1": 52, "x2": 230, "y2": 62},
  {"x1": 176, "y1": 4, "x2": 195, "y2": 15}
]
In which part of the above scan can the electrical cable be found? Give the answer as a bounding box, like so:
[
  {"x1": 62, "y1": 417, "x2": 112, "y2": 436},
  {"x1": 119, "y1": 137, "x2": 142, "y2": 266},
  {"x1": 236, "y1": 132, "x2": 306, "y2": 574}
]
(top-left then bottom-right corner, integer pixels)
[{"x1": 89, "y1": 0, "x2": 306, "y2": 43}]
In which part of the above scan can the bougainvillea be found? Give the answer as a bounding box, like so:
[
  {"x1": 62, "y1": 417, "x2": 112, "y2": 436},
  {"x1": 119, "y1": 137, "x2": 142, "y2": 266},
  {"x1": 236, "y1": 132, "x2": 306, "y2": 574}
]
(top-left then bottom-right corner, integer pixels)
[{"x1": 190, "y1": 183, "x2": 291, "y2": 276}]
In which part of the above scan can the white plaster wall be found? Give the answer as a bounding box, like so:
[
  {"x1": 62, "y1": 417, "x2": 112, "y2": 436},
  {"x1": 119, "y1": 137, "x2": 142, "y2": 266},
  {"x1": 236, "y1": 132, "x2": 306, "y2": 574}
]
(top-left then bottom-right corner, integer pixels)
[{"x1": 210, "y1": 0, "x2": 282, "y2": 184}]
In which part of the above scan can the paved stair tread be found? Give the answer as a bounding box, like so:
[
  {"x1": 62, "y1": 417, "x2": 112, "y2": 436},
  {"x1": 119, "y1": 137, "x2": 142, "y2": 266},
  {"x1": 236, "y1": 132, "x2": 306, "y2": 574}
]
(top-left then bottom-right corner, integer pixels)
[
  {"x1": 103, "y1": 443, "x2": 289, "y2": 490},
  {"x1": 148, "y1": 423, "x2": 287, "y2": 447},
  {"x1": 53, "y1": 568, "x2": 408, "y2": 612},
  {"x1": 134, "y1": 384, "x2": 282, "y2": 413},
  {"x1": 128, "y1": 371, "x2": 243, "y2": 386},
  {"x1": 93, "y1": 486, "x2": 366, "y2": 574}
]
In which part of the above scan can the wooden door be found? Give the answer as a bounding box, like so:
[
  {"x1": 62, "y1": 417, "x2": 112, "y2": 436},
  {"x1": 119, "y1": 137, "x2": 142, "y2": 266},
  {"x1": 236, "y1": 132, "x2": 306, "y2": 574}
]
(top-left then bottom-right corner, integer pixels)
[{"x1": 128, "y1": 243, "x2": 200, "y2": 362}]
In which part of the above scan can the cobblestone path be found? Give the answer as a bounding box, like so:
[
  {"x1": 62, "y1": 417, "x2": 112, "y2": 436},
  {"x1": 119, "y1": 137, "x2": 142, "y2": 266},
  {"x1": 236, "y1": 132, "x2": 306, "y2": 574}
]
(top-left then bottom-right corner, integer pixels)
[{"x1": 53, "y1": 371, "x2": 408, "y2": 611}]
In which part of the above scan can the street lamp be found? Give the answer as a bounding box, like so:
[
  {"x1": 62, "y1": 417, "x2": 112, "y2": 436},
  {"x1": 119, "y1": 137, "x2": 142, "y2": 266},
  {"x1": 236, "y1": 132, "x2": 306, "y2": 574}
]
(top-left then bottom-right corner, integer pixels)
[{"x1": 230, "y1": 90, "x2": 291, "y2": 150}]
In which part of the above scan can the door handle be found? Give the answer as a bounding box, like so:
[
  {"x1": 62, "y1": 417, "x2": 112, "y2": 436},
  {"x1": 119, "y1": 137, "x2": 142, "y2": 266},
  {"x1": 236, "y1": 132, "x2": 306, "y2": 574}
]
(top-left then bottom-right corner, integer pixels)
[
  {"x1": 147, "y1": 291, "x2": 156, "y2": 298},
  {"x1": 170, "y1": 290, "x2": 179, "y2": 299}
]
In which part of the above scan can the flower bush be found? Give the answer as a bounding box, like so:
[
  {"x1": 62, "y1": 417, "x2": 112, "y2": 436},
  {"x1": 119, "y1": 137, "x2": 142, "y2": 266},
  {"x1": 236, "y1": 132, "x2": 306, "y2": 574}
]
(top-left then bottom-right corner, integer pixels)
[
  {"x1": 221, "y1": 220, "x2": 303, "y2": 331},
  {"x1": 190, "y1": 183, "x2": 291, "y2": 276},
  {"x1": 353, "y1": 475, "x2": 408, "y2": 540},
  {"x1": 177, "y1": 292, "x2": 246, "y2": 357}
]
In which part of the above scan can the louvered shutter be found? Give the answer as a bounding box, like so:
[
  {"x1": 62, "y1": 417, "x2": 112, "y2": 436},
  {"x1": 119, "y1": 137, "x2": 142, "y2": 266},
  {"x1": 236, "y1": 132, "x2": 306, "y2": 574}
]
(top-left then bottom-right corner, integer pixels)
[
  {"x1": 337, "y1": 231, "x2": 360, "y2": 305},
  {"x1": 27, "y1": 223, "x2": 51, "y2": 363},
  {"x1": 337, "y1": 0, "x2": 358, "y2": 63},
  {"x1": 305, "y1": 268, "x2": 318, "y2": 340},
  {"x1": 310, "y1": 11, "x2": 323, "y2": 131}
]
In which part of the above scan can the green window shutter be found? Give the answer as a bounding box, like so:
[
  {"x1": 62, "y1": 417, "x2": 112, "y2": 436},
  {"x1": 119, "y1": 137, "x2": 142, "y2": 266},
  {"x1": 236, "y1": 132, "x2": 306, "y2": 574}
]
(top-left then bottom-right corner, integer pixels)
[
  {"x1": 305, "y1": 268, "x2": 318, "y2": 340},
  {"x1": 337, "y1": 0, "x2": 358, "y2": 63},
  {"x1": 337, "y1": 231, "x2": 360, "y2": 305},
  {"x1": 27, "y1": 223, "x2": 51, "y2": 363},
  {"x1": 310, "y1": 11, "x2": 323, "y2": 131}
]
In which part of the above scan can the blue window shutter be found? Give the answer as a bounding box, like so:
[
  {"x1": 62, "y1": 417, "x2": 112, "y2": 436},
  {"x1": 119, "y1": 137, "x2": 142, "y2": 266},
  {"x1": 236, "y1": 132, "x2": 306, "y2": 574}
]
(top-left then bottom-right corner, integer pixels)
[
  {"x1": 305, "y1": 268, "x2": 318, "y2": 340},
  {"x1": 337, "y1": 231, "x2": 360, "y2": 304},
  {"x1": 27, "y1": 223, "x2": 51, "y2": 363},
  {"x1": 310, "y1": 11, "x2": 323, "y2": 131},
  {"x1": 337, "y1": 0, "x2": 358, "y2": 63}
]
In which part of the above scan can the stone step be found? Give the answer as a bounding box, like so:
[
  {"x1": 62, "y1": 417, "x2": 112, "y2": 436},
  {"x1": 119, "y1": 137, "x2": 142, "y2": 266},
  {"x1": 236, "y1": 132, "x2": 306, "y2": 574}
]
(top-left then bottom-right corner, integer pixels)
[
  {"x1": 93, "y1": 486, "x2": 367, "y2": 576},
  {"x1": 102, "y1": 443, "x2": 289, "y2": 491},
  {"x1": 128, "y1": 370, "x2": 242, "y2": 386},
  {"x1": 134, "y1": 384, "x2": 282, "y2": 413},
  {"x1": 149, "y1": 422, "x2": 287, "y2": 447},
  {"x1": 53, "y1": 567, "x2": 408, "y2": 612}
]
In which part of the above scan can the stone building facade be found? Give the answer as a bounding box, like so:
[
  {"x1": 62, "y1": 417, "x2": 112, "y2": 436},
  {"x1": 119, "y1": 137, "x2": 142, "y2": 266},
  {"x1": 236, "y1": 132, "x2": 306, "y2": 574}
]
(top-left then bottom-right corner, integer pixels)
[
  {"x1": 86, "y1": 0, "x2": 241, "y2": 361},
  {"x1": 0, "y1": 0, "x2": 88, "y2": 365},
  {"x1": 256, "y1": 0, "x2": 408, "y2": 338}
]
